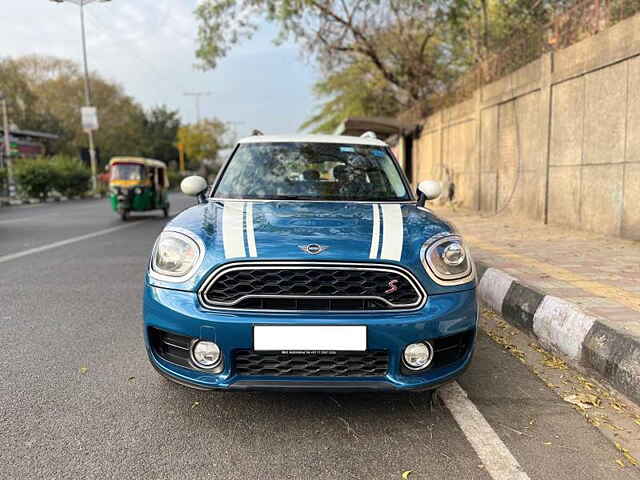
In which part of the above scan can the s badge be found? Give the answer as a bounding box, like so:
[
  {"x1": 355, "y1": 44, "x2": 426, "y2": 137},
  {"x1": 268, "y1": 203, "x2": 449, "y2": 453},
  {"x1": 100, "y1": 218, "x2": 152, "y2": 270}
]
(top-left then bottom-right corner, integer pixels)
[{"x1": 385, "y1": 279, "x2": 399, "y2": 294}]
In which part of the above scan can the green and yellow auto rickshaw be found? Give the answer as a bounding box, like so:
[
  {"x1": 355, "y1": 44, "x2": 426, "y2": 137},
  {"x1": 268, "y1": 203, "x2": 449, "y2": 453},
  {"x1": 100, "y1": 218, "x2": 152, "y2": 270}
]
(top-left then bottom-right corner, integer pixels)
[{"x1": 108, "y1": 157, "x2": 170, "y2": 221}]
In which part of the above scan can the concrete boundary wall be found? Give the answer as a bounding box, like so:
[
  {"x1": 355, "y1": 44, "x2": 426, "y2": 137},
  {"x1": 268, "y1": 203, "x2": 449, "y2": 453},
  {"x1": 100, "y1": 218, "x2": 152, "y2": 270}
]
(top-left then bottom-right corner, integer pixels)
[{"x1": 402, "y1": 13, "x2": 640, "y2": 239}]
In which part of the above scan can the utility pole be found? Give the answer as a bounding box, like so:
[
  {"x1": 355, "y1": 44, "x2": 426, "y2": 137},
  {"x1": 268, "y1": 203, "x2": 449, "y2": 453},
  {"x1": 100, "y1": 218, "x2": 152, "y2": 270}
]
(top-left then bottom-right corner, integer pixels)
[
  {"x1": 50, "y1": 0, "x2": 111, "y2": 194},
  {"x1": 177, "y1": 142, "x2": 185, "y2": 172},
  {"x1": 0, "y1": 93, "x2": 16, "y2": 199},
  {"x1": 183, "y1": 92, "x2": 212, "y2": 124}
]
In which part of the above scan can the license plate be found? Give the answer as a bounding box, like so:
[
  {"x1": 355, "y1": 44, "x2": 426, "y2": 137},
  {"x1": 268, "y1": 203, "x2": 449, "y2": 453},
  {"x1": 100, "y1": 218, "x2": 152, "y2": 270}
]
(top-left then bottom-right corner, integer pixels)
[{"x1": 253, "y1": 325, "x2": 367, "y2": 352}]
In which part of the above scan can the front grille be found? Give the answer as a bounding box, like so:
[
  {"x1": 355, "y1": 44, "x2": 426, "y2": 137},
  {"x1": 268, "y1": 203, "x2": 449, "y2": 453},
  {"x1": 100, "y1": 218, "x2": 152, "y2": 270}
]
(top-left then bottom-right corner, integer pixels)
[
  {"x1": 199, "y1": 262, "x2": 425, "y2": 311},
  {"x1": 234, "y1": 350, "x2": 389, "y2": 377},
  {"x1": 148, "y1": 327, "x2": 191, "y2": 368}
]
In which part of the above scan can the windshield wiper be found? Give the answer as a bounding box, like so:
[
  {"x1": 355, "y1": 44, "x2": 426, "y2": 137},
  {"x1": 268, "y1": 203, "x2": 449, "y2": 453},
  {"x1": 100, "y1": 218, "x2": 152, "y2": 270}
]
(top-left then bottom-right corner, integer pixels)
[{"x1": 271, "y1": 195, "x2": 315, "y2": 200}]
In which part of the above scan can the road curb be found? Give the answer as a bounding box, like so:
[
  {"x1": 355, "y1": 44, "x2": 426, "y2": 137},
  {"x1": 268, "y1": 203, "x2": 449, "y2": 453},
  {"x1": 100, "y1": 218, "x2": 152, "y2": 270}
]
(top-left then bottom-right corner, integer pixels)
[{"x1": 476, "y1": 260, "x2": 640, "y2": 404}]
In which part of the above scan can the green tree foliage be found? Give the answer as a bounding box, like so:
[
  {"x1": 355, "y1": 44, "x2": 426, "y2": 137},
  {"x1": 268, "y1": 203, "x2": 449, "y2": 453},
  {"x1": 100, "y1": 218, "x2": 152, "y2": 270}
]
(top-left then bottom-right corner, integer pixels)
[
  {"x1": 50, "y1": 156, "x2": 91, "y2": 198},
  {"x1": 177, "y1": 119, "x2": 229, "y2": 168},
  {"x1": 140, "y1": 106, "x2": 181, "y2": 164},
  {"x1": 13, "y1": 157, "x2": 60, "y2": 200},
  {"x1": 0, "y1": 55, "x2": 184, "y2": 165},
  {"x1": 445, "y1": 0, "x2": 573, "y2": 68},
  {"x1": 195, "y1": 0, "x2": 450, "y2": 107},
  {"x1": 301, "y1": 60, "x2": 401, "y2": 133},
  {"x1": 195, "y1": 1, "x2": 573, "y2": 127}
]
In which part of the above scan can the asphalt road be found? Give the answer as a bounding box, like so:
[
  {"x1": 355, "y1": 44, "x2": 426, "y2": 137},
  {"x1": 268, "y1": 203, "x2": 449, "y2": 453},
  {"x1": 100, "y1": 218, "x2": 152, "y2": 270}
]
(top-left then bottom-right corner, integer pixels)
[{"x1": 1, "y1": 195, "x2": 638, "y2": 480}]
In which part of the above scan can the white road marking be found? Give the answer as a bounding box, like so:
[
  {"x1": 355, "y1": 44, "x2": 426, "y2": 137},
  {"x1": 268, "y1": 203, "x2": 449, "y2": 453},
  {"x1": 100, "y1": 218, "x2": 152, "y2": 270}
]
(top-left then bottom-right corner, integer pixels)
[
  {"x1": 0, "y1": 221, "x2": 144, "y2": 264},
  {"x1": 439, "y1": 382, "x2": 531, "y2": 480},
  {"x1": 380, "y1": 204, "x2": 403, "y2": 261},
  {"x1": 0, "y1": 216, "x2": 53, "y2": 225},
  {"x1": 222, "y1": 201, "x2": 246, "y2": 258},
  {"x1": 245, "y1": 202, "x2": 257, "y2": 258},
  {"x1": 369, "y1": 203, "x2": 380, "y2": 259}
]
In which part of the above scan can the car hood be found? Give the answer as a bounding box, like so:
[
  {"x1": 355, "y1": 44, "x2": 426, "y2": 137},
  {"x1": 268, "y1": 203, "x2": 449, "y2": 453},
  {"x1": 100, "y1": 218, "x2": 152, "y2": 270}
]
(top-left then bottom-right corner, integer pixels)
[{"x1": 148, "y1": 200, "x2": 472, "y2": 294}]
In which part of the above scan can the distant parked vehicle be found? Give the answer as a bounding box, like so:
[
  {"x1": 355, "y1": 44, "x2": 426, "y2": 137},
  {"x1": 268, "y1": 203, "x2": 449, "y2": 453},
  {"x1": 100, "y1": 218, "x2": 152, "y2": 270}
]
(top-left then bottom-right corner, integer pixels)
[{"x1": 108, "y1": 157, "x2": 170, "y2": 220}]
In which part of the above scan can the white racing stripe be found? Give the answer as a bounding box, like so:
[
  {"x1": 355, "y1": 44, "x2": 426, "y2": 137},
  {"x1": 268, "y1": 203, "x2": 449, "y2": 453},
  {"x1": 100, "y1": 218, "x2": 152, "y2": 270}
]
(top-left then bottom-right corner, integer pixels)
[
  {"x1": 440, "y1": 382, "x2": 531, "y2": 480},
  {"x1": 0, "y1": 221, "x2": 144, "y2": 264},
  {"x1": 222, "y1": 201, "x2": 246, "y2": 258},
  {"x1": 245, "y1": 202, "x2": 258, "y2": 258},
  {"x1": 369, "y1": 204, "x2": 380, "y2": 259},
  {"x1": 379, "y1": 204, "x2": 403, "y2": 261}
]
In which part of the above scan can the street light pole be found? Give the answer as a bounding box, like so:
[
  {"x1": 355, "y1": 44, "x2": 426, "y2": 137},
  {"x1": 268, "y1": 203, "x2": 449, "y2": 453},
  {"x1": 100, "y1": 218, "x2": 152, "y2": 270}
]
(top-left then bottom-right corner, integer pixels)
[
  {"x1": 79, "y1": 1, "x2": 98, "y2": 193},
  {"x1": 183, "y1": 92, "x2": 212, "y2": 124},
  {"x1": 0, "y1": 94, "x2": 16, "y2": 199},
  {"x1": 50, "y1": 0, "x2": 110, "y2": 194}
]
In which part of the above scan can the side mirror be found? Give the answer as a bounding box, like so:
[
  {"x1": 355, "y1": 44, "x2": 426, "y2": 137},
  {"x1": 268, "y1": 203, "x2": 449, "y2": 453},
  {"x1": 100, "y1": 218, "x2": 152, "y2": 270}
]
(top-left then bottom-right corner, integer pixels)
[
  {"x1": 417, "y1": 180, "x2": 442, "y2": 207},
  {"x1": 180, "y1": 175, "x2": 209, "y2": 203}
]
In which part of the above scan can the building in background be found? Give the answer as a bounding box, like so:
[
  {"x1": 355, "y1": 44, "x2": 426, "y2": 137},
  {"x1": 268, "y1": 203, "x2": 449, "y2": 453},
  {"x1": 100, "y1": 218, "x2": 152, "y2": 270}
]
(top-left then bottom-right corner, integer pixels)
[{"x1": 0, "y1": 127, "x2": 59, "y2": 162}]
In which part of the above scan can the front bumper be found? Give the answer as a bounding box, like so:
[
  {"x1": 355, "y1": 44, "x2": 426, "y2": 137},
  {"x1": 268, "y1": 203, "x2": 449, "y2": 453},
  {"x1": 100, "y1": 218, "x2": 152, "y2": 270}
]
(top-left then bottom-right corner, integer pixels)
[{"x1": 143, "y1": 286, "x2": 477, "y2": 391}]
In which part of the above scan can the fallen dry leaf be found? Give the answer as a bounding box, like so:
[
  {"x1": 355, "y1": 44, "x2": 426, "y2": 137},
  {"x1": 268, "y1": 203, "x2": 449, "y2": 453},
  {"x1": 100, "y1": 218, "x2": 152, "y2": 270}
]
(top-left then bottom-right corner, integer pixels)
[
  {"x1": 401, "y1": 470, "x2": 413, "y2": 479},
  {"x1": 563, "y1": 393, "x2": 600, "y2": 409},
  {"x1": 191, "y1": 401, "x2": 200, "y2": 409},
  {"x1": 615, "y1": 443, "x2": 639, "y2": 466},
  {"x1": 79, "y1": 366, "x2": 88, "y2": 374},
  {"x1": 624, "y1": 452, "x2": 638, "y2": 466}
]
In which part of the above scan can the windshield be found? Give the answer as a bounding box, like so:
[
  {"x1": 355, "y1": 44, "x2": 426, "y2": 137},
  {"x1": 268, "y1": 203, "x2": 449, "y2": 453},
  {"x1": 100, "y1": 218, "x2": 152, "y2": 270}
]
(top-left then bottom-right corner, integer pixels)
[
  {"x1": 111, "y1": 163, "x2": 145, "y2": 181},
  {"x1": 214, "y1": 142, "x2": 410, "y2": 201}
]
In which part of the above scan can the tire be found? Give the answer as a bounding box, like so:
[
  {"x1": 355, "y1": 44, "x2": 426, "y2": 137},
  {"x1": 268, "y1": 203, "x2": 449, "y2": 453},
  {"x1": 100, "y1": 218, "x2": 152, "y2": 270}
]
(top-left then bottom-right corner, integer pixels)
[
  {"x1": 120, "y1": 209, "x2": 129, "y2": 221},
  {"x1": 163, "y1": 207, "x2": 169, "y2": 218}
]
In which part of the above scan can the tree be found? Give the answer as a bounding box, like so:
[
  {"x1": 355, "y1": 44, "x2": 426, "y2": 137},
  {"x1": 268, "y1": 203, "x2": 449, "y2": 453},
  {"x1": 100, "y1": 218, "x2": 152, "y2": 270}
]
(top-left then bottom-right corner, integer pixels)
[
  {"x1": 194, "y1": 0, "x2": 578, "y2": 126},
  {"x1": 177, "y1": 119, "x2": 229, "y2": 169},
  {"x1": 0, "y1": 57, "x2": 65, "y2": 141},
  {"x1": 140, "y1": 106, "x2": 181, "y2": 163},
  {"x1": 445, "y1": 1, "x2": 575, "y2": 69},
  {"x1": 195, "y1": 0, "x2": 452, "y2": 108},
  {"x1": 0, "y1": 55, "x2": 147, "y2": 163},
  {"x1": 301, "y1": 59, "x2": 402, "y2": 133}
]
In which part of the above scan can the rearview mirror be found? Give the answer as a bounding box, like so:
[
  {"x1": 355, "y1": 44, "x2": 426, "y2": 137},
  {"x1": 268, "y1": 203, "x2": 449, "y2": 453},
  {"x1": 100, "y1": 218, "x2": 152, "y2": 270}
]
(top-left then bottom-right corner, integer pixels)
[
  {"x1": 417, "y1": 180, "x2": 442, "y2": 207},
  {"x1": 181, "y1": 176, "x2": 208, "y2": 202}
]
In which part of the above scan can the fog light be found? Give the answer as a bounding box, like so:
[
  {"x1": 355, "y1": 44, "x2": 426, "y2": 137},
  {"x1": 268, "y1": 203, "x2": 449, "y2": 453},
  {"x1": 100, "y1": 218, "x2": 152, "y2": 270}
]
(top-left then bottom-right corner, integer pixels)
[
  {"x1": 403, "y1": 342, "x2": 434, "y2": 370},
  {"x1": 191, "y1": 340, "x2": 221, "y2": 369}
]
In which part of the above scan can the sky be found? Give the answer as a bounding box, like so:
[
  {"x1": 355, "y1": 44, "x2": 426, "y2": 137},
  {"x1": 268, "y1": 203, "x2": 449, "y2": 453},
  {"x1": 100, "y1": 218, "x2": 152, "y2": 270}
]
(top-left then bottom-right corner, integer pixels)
[{"x1": 1, "y1": 0, "x2": 319, "y2": 138}]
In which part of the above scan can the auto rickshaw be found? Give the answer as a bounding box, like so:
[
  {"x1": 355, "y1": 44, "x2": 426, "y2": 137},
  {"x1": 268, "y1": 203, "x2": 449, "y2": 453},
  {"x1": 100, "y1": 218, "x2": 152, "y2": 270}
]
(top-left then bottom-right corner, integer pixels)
[{"x1": 108, "y1": 157, "x2": 170, "y2": 221}]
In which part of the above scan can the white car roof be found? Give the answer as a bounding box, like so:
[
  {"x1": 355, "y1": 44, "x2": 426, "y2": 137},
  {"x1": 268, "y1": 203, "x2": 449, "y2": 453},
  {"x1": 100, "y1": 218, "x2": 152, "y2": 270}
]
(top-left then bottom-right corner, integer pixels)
[{"x1": 237, "y1": 134, "x2": 388, "y2": 147}]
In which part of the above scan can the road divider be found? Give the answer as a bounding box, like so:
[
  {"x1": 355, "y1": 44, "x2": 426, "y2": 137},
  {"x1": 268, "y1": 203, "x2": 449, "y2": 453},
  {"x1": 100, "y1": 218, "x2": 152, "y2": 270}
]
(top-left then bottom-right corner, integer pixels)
[{"x1": 0, "y1": 221, "x2": 145, "y2": 264}]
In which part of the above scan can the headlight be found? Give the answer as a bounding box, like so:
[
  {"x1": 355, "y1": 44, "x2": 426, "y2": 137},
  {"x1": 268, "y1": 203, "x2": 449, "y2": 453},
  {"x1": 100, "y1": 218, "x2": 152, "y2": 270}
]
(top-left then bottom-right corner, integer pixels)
[
  {"x1": 134, "y1": 187, "x2": 143, "y2": 195},
  {"x1": 150, "y1": 230, "x2": 202, "y2": 281},
  {"x1": 421, "y1": 234, "x2": 473, "y2": 285},
  {"x1": 110, "y1": 186, "x2": 121, "y2": 195}
]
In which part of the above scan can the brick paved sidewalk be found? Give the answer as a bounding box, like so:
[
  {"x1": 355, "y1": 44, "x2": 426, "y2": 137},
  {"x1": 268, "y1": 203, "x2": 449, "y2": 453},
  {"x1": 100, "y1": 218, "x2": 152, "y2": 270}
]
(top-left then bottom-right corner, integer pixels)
[{"x1": 434, "y1": 206, "x2": 640, "y2": 340}]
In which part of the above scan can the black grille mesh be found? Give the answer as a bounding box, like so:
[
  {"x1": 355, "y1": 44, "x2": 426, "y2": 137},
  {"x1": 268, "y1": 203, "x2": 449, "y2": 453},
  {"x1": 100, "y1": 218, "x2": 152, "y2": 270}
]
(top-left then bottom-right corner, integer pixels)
[
  {"x1": 202, "y1": 265, "x2": 422, "y2": 311},
  {"x1": 235, "y1": 351, "x2": 389, "y2": 377},
  {"x1": 149, "y1": 327, "x2": 191, "y2": 368}
]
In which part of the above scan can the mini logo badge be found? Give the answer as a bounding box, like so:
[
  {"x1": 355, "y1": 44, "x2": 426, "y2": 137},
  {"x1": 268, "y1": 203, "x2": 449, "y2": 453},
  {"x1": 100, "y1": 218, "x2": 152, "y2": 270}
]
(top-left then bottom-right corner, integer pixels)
[
  {"x1": 298, "y1": 244, "x2": 329, "y2": 255},
  {"x1": 385, "y1": 279, "x2": 399, "y2": 294}
]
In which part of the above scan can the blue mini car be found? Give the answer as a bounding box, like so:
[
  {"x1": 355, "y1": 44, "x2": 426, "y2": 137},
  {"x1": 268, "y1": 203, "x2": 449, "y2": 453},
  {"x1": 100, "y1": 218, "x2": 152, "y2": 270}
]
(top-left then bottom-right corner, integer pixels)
[{"x1": 144, "y1": 133, "x2": 477, "y2": 392}]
